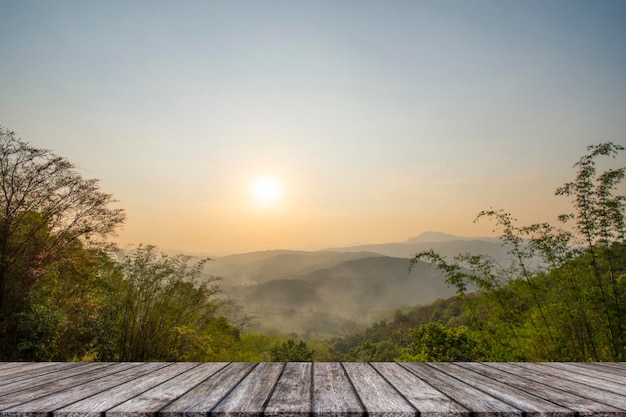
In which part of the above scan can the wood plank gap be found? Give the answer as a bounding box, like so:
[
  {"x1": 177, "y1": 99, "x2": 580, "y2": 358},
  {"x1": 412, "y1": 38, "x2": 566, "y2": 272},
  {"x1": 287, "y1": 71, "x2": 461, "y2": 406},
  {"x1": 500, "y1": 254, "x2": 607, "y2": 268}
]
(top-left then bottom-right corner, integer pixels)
[
  {"x1": 445, "y1": 363, "x2": 576, "y2": 417},
  {"x1": 399, "y1": 362, "x2": 523, "y2": 416},
  {"x1": 158, "y1": 362, "x2": 256, "y2": 417},
  {"x1": 481, "y1": 363, "x2": 626, "y2": 413},
  {"x1": 130, "y1": 363, "x2": 206, "y2": 413},
  {"x1": 540, "y1": 363, "x2": 626, "y2": 386},
  {"x1": 372, "y1": 362, "x2": 469, "y2": 417},
  {"x1": 424, "y1": 364, "x2": 535, "y2": 417},
  {"x1": 1, "y1": 362, "x2": 160, "y2": 416},
  {"x1": 369, "y1": 363, "x2": 419, "y2": 417},
  {"x1": 0, "y1": 363, "x2": 83, "y2": 383},
  {"x1": 105, "y1": 362, "x2": 229, "y2": 417},
  {"x1": 310, "y1": 361, "x2": 314, "y2": 417},
  {"x1": 313, "y1": 363, "x2": 364, "y2": 417},
  {"x1": 207, "y1": 362, "x2": 260, "y2": 416},
  {"x1": 0, "y1": 363, "x2": 59, "y2": 378},
  {"x1": 563, "y1": 363, "x2": 626, "y2": 379},
  {"x1": 510, "y1": 362, "x2": 626, "y2": 399},
  {"x1": 0, "y1": 362, "x2": 144, "y2": 411},
  {"x1": 53, "y1": 362, "x2": 181, "y2": 416},
  {"x1": 259, "y1": 362, "x2": 288, "y2": 416},
  {"x1": 263, "y1": 363, "x2": 312, "y2": 417},
  {"x1": 153, "y1": 362, "x2": 230, "y2": 415},
  {"x1": 210, "y1": 362, "x2": 284, "y2": 417},
  {"x1": 339, "y1": 363, "x2": 368, "y2": 417},
  {"x1": 0, "y1": 363, "x2": 115, "y2": 398},
  {"x1": 479, "y1": 363, "x2": 584, "y2": 409}
]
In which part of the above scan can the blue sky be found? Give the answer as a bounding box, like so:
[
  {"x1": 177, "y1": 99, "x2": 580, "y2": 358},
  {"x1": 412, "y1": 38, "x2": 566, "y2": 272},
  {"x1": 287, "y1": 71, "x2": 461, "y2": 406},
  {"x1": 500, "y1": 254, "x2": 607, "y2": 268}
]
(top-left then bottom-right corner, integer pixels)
[{"x1": 1, "y1": 0, "x2": 625, "y2": 254}]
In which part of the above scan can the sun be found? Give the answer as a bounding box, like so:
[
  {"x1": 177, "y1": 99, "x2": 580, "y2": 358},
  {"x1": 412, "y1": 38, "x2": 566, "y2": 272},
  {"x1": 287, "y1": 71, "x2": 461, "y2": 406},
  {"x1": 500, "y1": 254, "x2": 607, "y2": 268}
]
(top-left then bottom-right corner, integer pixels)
[{"x1": 251, "y1": 176, "x2": 282, "y2": 204}]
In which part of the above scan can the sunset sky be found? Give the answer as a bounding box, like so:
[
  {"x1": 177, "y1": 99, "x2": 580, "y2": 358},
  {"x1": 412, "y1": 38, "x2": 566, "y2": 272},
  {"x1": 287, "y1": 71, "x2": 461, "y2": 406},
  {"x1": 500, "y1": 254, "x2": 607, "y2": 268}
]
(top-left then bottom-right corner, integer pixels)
[{"x1": 1, "y1": 0, "x2": 625, "y2": 255}]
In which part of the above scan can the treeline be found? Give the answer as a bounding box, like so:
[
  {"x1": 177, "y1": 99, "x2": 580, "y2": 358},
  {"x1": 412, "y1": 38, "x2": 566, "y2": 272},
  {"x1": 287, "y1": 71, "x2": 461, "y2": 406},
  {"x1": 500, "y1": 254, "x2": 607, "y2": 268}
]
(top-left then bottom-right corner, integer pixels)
[
  {"x1": 331, "y1": 143, "x2": 626, "y2": 362},
  {"x1": 0, "y1": 127, "x2": 318, "y2": 361},
  {"x1": 1, "y1": 125, "x2": 625, "y2": 362}
]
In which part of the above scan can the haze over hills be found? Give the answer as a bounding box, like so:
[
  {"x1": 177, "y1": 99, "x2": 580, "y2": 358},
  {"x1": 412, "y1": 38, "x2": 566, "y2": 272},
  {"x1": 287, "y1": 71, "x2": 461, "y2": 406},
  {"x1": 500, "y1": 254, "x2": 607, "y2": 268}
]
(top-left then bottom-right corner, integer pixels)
[
  {"x1": 203, "y1": 232, "x2": 510, "y2": 337},
  {"x1": 227, "y1": 256, "x2": 452, "y2": 337},
  {"x1": 323, "y1": 231, "x2": 506, "y2": 259}
]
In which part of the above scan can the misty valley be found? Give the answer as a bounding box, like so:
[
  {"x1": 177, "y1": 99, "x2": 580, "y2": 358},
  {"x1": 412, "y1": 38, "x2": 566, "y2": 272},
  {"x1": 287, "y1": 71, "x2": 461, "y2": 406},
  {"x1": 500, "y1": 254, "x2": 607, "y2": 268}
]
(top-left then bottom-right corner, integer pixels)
[
  {"x1": 206, "y1": 232, "x2": 505, "y2": 338},
  {"x1": 0, "y1": 128, "x2": 625, "y2": 362}
]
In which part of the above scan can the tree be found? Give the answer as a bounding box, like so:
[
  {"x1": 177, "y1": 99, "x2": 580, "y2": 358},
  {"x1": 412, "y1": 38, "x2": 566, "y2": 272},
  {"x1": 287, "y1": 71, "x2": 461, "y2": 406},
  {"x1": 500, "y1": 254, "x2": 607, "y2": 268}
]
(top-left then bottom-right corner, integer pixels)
[
  {"x1": 270, "y1": 339, "x2": 315, "y2": 361},
  {"x1": 396, "y1": 322, "x2": 486, "y2": 362},
  {"x1": 409, "y1": 142, "x2": 626, "y2": 361},
  {"x1": 0, "y1": 127, "x2": 125, "y2": 358},
  {"x1": 106, "y1": 245, "x2": 228, "y2": 361}
]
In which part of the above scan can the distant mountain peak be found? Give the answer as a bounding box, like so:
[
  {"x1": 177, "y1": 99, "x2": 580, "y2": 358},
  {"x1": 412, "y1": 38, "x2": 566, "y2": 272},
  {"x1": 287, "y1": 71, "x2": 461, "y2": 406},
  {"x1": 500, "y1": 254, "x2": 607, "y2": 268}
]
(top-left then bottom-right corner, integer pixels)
[{"x1": 406, "y1": 231, "x2": 466, "y2": 243}]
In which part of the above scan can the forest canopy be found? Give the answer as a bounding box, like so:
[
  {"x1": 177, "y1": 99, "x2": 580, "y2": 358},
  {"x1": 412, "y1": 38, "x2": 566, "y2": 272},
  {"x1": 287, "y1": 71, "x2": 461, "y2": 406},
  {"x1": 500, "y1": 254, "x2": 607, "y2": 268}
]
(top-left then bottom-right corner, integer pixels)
[
  {"x1": 332, "y1": 142, "x2": 626, "y2": 362},
  {"x1": 1, "y1": 125, "x2": 624, "y2": 362}
]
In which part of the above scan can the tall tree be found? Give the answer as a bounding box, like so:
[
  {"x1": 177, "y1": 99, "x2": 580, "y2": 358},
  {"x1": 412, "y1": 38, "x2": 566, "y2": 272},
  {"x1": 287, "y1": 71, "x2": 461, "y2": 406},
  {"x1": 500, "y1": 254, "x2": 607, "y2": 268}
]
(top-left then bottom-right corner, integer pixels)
[
  {"x1": 0, "y1": 127, "x2": 125, "y2": 358},
  {"x1": 410, "y1": 142, "x2": 626, "y2": 361}
]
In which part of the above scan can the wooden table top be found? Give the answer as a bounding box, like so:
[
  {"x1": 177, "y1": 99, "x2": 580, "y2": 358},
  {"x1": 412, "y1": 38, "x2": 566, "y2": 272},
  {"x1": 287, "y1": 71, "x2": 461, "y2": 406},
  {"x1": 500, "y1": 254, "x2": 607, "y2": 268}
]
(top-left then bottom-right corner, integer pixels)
[{"x1": 0, "y1": 362, "x2": 624, "y2": 417}]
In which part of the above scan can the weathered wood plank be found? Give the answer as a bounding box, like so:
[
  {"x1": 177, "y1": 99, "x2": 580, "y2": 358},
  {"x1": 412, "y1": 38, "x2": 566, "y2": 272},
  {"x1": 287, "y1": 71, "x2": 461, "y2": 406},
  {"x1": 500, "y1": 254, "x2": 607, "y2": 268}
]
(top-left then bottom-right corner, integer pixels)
[
  {"x1": 0, "y1": 362, "x2": 162, "y2": 417},
  {"x1": 0, "y1": 362, "x2": 623, "y2": 417},
  {"x1": 160, "y1": 362, "x2": 255, "y2": 417},
  {"x1": 372, "y1": 362, "x2": 469, "y2": 417},
  {"x1": 542, "y1": 362, "x2": 626, "y2": 385},
  {"x1": 313, "y1": 362, "x2": 364, "y2": 417},
  {"x1": 591, "y1": 363, "x2": 626, "y2": 370},
  {"x1": 0, "y1": 363, "x2": 106, "y2": 396},
  {"x1": 211, "y1": 362, "x2": 284, "y2": 417},
  {"x1": 0, "y1": 362, "x2": 47, "y2": 378},
  {"x1": 0, "y1": 362, "x2": 141, "y2": 410},
  {"x1": 54, "y1": 363, "x2": 199, "y2": 417},
  {"x1": 400, "y1": 362, "x2": 522, "y2": 417},
  {"x1": 0, "y1": 363, "x2": 90, "y2": 389},
  {"x1": 495, "y1": 362, "x2": 626, "y2": 410},
  {"x1": 264, "y1": 362, "x2": 312, "y2": 417},
  {"x1": 433, "y1": 363, "x2": 574, "y2": 417},
  {"x1": 106, "y1": 362, "x2": 228, "y2": 417},
  {"x1": 343, "y1": 362, "x2": 416, "y2": 417}
]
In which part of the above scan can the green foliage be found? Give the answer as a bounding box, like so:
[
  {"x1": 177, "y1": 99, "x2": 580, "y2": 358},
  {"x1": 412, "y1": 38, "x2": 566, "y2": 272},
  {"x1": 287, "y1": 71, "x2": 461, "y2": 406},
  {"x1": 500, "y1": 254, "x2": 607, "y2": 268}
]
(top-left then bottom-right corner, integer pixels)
[
  {"x1": 14, "y1": 245, "x2": 116, "y2": 360},
  {"x1": 0, "y1": 127, "x2": 125, "y2": 359},
  {"x1": 407, "y1": 142, "x2": 626, "y2": 361},
  {"x1": 270, "y1": 339, "x2": 315, "y2": 361},
  {"x1": 5, "y1": 134, "x2": 626, "y2": 362},
  {"x1": 103, "y1": 245, "x2": 237, "y2": 361},
  {"x1": 329, "y1": 296, "x2": 467, "y2": 361},
  {"x1": 230, "y1": 333, "x2": 275, "y2": 361},
  {"x1": 397, "y1": 322, "x2": 486, "y2": 361}
]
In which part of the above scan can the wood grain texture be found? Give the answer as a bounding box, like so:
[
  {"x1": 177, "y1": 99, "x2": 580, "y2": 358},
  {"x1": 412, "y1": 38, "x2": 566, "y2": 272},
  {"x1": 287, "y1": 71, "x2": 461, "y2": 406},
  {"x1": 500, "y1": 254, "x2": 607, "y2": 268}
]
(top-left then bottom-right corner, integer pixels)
[
  {"x1": 0, "y1": 362, "x2": 623, "y2": 417},
  {"x1": 264, "y1": 362, "x2": 312, "y2": 417},
  {"x1": 400, "y1": 362, "x2": 523, "y2": 417},
  {"x1": 371, "y1": 362, "x2": 469, "y2": 417},
  {"x1": 571, "y1": 362, "x2": 626, "y2": 373},
  {"x1": 0, "y1": 363, "x2": 105, "y2": 397},
  {"x1": 0, "y1": 362, "x2": 80, "y2": 386},
  {"x1": 0, "y1": 362, "x2": 141, "y2": 411},
  {"x1": 0, "y1": 362, "x2": 59, "y2": 378},
  {"x1": 492, "y1": 362, "x2": 626, "y2": 412},
  {"x1": 54, "y1": 362, "x2": 199, "y2": 417},
  {"x1": 106, "y1": 362, "x2": 228, "y2": 417},
  {"x1": 160, "y1": 362, "x2": 256, "y2": 417},
  {"x1": 432, "y1": 363, "x2": 574, "y2": 417},
  {"x1": 1, "y1": 363, "x2": 159, "y2": 417},
  {"x1": 545, "y1": 362, "x2": 626, "y2": 384},
  {"x1": 211, "y1": 362, "x2": 284, "y2": 417},
  {"x1": 312, "y1": 362, "x2": 364, "y2": 417},
  {"x1": 342, "y1": 362, "x2": 416, "y2": 417}
]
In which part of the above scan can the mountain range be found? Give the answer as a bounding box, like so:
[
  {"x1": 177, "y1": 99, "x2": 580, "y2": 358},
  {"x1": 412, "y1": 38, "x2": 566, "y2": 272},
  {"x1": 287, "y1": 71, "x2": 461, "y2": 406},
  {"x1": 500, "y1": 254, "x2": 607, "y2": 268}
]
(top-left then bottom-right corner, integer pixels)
[{"x1": 203, "y1": 232, "x2": 509, "y2": 338}]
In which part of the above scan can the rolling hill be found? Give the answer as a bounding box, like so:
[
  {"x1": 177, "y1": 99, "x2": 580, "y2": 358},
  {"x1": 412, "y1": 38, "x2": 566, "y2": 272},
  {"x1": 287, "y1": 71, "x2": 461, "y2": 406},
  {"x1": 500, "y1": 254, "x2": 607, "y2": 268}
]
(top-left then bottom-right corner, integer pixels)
[{"x1": 204, "y1": 232, "x2": 511, "y2": 337}]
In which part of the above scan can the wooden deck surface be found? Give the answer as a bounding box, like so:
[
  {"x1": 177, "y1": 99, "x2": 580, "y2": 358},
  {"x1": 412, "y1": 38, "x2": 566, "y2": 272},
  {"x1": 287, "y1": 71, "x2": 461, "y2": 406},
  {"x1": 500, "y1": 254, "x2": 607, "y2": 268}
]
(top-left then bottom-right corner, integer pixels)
[{"x1": 0, "y1": 362, "x2": 624, "y2": 417}]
